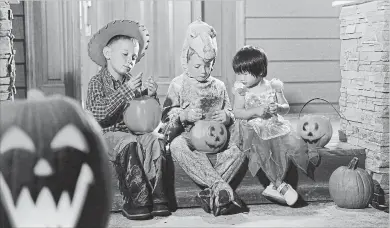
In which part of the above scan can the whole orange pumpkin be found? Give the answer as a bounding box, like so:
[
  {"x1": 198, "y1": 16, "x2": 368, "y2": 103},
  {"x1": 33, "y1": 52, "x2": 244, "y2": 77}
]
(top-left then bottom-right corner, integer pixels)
[
  {"x1": 190, "y1": 120, "x2": 228, "y2": 153},
  {"x1": 123, "y1": 96, "x2": 162, "y2": 135},
  {"x1": 297, "y1": 114, "x2": 333, "y2": 149},
  {"x1": 329, "y1": 157, "x2": 374, "y2": 209}
]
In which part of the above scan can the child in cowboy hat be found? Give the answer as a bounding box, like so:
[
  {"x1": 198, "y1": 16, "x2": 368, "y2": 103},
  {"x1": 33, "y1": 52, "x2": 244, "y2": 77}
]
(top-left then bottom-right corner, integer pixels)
[{"x1": 85, "y1": 20, "x2": 171, "y2": 220}]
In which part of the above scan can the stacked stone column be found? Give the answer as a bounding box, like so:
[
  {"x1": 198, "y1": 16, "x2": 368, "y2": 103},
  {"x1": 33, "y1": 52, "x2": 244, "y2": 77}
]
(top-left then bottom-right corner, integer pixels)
[
  {"x1": 0, "y1": 0, "x2": 15, "y2": 102},
  {"x1": 339, "y1": 0, "x2": 389, "y2": 205}
]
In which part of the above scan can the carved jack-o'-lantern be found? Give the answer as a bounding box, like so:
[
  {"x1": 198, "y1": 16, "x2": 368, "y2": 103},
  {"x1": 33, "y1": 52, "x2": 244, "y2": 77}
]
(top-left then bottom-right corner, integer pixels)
[
  {"x1": 297, "y1": 114, "x2": 333, "y2": 149},
  {"x1": 297, "y1": 98, "x2": 341, "y2": 149},
  {"x1": 0, "y1": 92, "x2": 111, "y2": 228},
  {"x1": 123, "y1": 96, "x2": 162, "y2": 134},
  {"x1": 190, "y1": 120, "x2": 228, "y2": 153}
]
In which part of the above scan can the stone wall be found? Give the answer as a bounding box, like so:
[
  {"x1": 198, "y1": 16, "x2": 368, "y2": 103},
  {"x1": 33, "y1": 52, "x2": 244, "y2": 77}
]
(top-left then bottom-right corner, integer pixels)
[
  {"x1": 0, "y1": 0, "x2": 16, "y2": 101},
  {"x1": 339, "y1": 0, "x2": 389, "y2": 204}
]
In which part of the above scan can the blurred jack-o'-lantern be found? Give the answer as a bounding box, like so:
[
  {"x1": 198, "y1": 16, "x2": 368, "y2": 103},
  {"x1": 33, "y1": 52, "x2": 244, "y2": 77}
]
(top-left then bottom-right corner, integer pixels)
[
  {"x1": 190, "y1": 120, "x2": 228, "y2": 153},
  {"x1": 0, "y1": 90, "x2": 111, "y2": 228}
]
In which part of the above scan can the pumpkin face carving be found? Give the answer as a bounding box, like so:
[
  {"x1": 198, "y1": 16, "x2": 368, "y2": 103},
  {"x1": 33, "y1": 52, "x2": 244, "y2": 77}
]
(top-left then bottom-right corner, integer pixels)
[
  {"x1": 190, "y1": 120, "x2": 228, "y2": 153},
  {"x1": 123, "y1": 96, "x2": 162, "y2": 134},
  {"x1": 329, "y1": 157, "x2": 374, "y2": 209},
  {"x1": 0, "y1": 95, "x2": 111, "y2": 228},
  {"x1": 297, "y1": 115, "x2": 333, "y2": 149}
]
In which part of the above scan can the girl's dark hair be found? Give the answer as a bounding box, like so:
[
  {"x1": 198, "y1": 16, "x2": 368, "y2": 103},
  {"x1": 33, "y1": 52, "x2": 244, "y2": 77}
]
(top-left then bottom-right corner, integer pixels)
[{"x1": 232, "y1": 45, "x2": 268, "y2": 78}]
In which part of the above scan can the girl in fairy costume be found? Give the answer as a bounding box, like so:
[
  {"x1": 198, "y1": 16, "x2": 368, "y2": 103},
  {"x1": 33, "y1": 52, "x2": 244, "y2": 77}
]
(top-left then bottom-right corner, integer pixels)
[{"x1": 231, "y1": 45, "x2": 310, "y2": 206}]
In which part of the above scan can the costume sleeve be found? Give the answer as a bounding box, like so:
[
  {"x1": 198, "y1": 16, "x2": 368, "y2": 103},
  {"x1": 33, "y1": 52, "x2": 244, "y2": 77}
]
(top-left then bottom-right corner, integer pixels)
[
  {"x1": 161, "y1": 81, "x2": 186, "y2": 142},
  {"x1": 221, "y1": 83, "x2": 235, "y2": 126},
  {"x1": 85, "y1": 78, "x2": 138, "y2": 128}
]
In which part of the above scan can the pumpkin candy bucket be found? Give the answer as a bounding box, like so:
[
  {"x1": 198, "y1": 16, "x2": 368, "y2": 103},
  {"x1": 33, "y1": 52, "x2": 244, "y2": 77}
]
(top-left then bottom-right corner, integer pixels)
[
  {"x1": 297, "y1": 98, "x2": 350, "y2": 149},
  {"x1": 329, "y1": 157, "x2": 374, "y2": 209},
  {"x1": 189, "y1": 112, "x2": 228, "y2": 154},
  {"x1": 123, "y1": 95, "x2": 162, "y2": 135}
]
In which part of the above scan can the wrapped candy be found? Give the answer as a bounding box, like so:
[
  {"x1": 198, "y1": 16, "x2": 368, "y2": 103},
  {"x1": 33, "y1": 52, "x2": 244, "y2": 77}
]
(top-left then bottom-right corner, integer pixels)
[
  {"x1": 233, "y1": 81, "x2": 248, "y2": 96},
  {"x1": 270, "y1": 78, "x2": 284, "y2": 92}
]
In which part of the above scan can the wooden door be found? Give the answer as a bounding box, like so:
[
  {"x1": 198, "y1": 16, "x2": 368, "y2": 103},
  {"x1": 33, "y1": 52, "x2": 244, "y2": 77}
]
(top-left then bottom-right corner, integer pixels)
[
  {"x1": 203, "y1": 0, "x2": 245, "y2": 102},
  {"x1": 24, "y1": 1, "x2": 81, "y2": 100}
]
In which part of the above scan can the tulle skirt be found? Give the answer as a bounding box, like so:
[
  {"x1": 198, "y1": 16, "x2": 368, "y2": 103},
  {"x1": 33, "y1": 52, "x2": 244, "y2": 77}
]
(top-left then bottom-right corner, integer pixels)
[{"x1": 230, "y1": 117, "x2": 310, "y2": 184}]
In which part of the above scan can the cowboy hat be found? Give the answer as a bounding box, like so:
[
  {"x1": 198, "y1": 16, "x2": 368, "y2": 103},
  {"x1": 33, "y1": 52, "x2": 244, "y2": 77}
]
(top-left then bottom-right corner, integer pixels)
[{"x1": 88, "y1": 20, "x2": 150, "y2": 67}]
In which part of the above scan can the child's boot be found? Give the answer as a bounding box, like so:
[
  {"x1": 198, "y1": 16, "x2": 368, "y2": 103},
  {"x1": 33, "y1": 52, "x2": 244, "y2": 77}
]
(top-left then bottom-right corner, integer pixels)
[
  {"x1": 115, "y1": 143, "x2": 153, "y2": 220},
  {"x1": 151, "y1": 156, "x2": 171, "y2": 217},
  {"x1": 195, "y1": 188, "x2": 212, "y2": 213}
]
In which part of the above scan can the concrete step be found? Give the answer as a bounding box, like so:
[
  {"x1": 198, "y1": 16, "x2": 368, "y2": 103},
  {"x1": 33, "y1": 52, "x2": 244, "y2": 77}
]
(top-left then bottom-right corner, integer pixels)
[
  {"x1": 109, "y1": 142, "x2": 366, "y2": 212},
  {"x1": 109, "y1": 116, "x2": 367, "y2": 212}
]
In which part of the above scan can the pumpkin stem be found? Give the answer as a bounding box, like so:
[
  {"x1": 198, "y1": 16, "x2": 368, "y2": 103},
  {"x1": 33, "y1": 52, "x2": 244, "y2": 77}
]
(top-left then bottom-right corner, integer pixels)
[{"x1": 347, "y1": 157, "x2": 359, "y2": 170}]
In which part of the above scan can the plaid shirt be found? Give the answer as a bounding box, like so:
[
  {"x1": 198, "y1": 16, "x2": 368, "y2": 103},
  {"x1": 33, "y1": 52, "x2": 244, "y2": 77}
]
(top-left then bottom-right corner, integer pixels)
[{"x1": 85, "y1": 67, "x2": 138, "y2": 133}]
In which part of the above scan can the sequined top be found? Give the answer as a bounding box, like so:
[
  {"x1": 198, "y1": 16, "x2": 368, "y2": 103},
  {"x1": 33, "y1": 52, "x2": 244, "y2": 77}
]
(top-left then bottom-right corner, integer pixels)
[{"x1": 233, "y1": 79, "x2": 292, "y2": 140}]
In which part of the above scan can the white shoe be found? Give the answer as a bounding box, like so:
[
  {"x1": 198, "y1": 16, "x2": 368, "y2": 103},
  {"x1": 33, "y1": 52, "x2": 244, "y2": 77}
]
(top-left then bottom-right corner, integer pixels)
[
  {"x1": 262, "y1": 183, "x2": 287, "y2": 205},
  {"x1": 277, "y1": 182, "x2": 298, "y2": 206}
]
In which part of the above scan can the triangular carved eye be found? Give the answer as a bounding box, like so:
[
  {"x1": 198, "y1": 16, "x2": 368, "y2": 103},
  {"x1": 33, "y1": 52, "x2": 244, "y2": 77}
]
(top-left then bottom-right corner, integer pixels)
[
  {"x1": 50, "y1": 124, "x2": 89, "y2": 153},
  {"x1": 0, "y1": 127, "x2": 35, "y2": 154}
]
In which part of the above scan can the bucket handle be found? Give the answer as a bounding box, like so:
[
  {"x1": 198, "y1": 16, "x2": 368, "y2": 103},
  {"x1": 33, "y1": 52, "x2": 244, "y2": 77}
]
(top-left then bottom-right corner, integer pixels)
[{"x1": 298, "y1": 98, "x2": 350, "y2": 124}]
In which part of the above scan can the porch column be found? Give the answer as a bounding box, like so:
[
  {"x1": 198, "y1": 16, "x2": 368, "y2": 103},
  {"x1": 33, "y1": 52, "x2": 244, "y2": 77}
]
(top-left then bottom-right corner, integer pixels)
[
  {"x1": 339, "y1": 0, "x2": 389, "y2": 205},
  {"x1": 0, "y1": 0, "x2": 17, "y2": 102}
]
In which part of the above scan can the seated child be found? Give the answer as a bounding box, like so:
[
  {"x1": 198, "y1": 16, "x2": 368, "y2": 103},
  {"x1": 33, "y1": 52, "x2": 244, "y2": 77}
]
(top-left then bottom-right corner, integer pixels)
[
  {"x1": 161, "y1": 20, "x2": 248, "y2": 216},
  {"x1": 85, "y1": 20, "x2": 170, "y2": 220},
  {"x1": 231, "y1": 45, "x2": 310, "y2": 206}
]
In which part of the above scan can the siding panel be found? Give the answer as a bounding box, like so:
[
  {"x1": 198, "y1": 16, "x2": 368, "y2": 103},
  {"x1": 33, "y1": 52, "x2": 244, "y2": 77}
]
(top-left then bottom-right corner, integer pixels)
[
  {"x1": 244, "y1": 0, "x2": 341, "y2": 113},
  {"x1": 11, "y1": 2, "x2": 23, "y2": 16},
  {"x1": 246, "y1": 39, "x2": 340, "y2": 61},
  {"x1": 246, "y1": 0, "x2": 340, "y2": 18},
  {"x1": 268, "y1": 61, "x2": 341, "y2": 82},
  {"x1": 13, "y1": 16, "x2": 24, "y2": 39},
  {"x1": 246, "y1": 18, "x2": 340, "y2": 39},
  {"x1": 15, "y1": 88, "x2": 26, "y2": 99},
  {"x1": 283, "y1": 82, "x2": 341, "y2": 104},
  {"x1": 11, "y1": 3, "x2": 26, "y2": 99},
  {"x1": 15, "y1": 64, "x2": 25, "y2": 87}
]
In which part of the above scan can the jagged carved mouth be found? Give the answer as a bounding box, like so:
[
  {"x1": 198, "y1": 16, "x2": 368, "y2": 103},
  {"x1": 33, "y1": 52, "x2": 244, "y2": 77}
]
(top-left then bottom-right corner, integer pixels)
[
  {"x1": 301, "y1": 134, "x2": 325, "y2": 144},
  {"x1": 0, "y1": 163, "x2": 94, "y2": 228}
]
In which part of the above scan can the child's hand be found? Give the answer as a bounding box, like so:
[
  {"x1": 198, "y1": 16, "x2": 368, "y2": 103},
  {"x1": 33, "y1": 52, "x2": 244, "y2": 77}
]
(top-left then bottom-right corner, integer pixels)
[
  {"x1": 211, "y1": 110, "x2": 230, "y2": 125},
  {"x1": 268, "y1": 102, "x2": 278, "y2": 115},
  {"x1": 233, "y1": 81, "x2": 248, "y2": 96},
  {"x1": 180, "y1": 108, "x2": 203, "y2": 123},
  {"x1": 127, "y1": 72, "x2": 143, "y2": 91},
  {"x1": 144, "y1": 76, "x2": 158, "y2": 96},
  {"x1": 252, "y1": 106, "x2": 268, "y2": 118}
]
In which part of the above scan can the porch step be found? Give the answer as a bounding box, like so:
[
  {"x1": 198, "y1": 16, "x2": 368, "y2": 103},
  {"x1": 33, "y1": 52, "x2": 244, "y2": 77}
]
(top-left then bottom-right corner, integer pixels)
[
  {"x1": 109, "y1": 116, "x2": 367, "y2": 212},
  {"x1": 109, "y1": 139, "x2": 366, "y2": 212}
]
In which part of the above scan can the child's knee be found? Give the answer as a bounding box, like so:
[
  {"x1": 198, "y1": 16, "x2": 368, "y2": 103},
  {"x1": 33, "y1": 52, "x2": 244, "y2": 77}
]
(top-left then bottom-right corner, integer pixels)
[
  {"x1": 229, "y1": 144, "x2": 247, "y2": 159},
  {"x1": 122, "y1": 132, "x2": 138, "y2": 142},
  {"x1": 170, "y1": 136, "x2": 184, "y2": 152}
]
